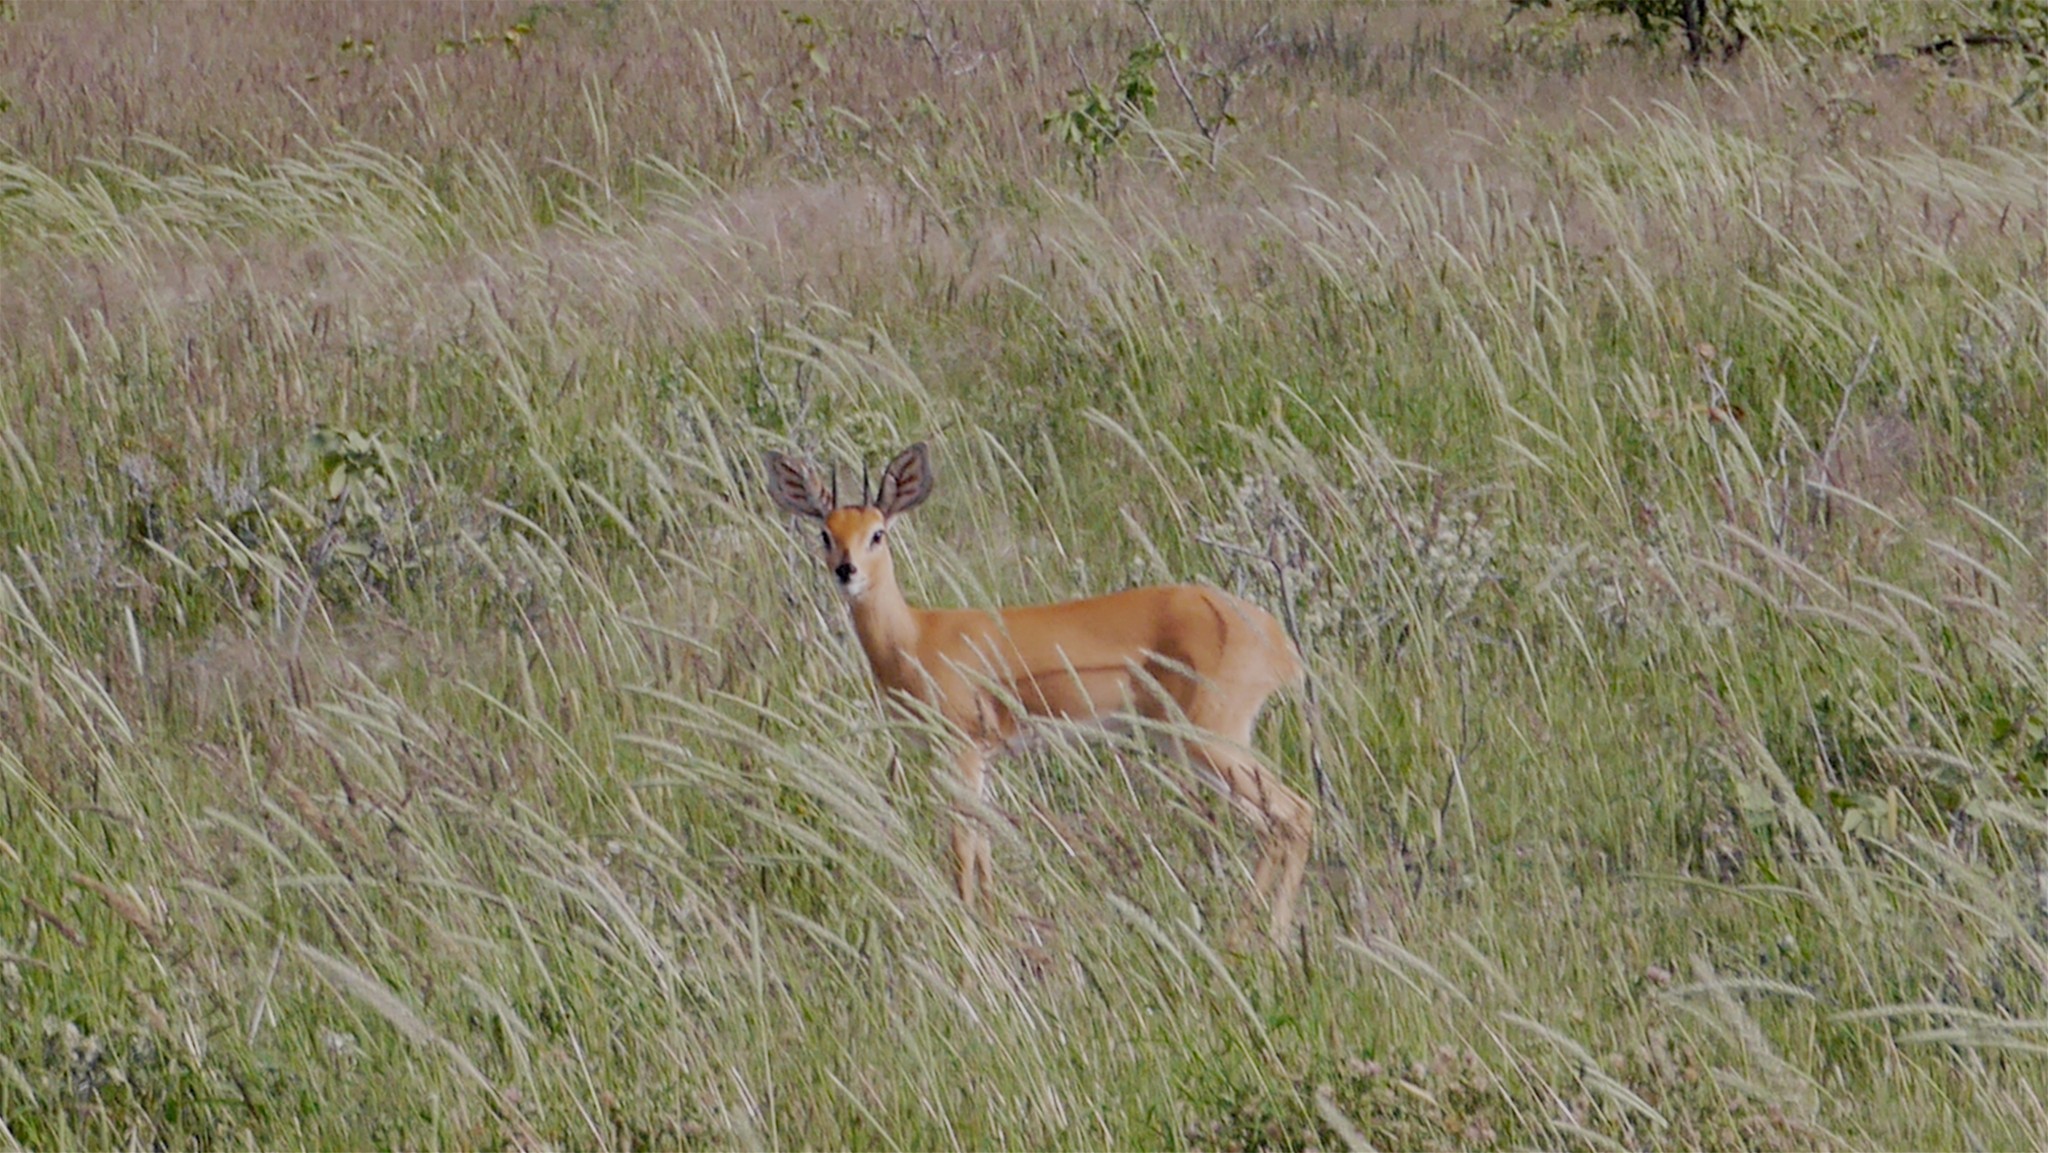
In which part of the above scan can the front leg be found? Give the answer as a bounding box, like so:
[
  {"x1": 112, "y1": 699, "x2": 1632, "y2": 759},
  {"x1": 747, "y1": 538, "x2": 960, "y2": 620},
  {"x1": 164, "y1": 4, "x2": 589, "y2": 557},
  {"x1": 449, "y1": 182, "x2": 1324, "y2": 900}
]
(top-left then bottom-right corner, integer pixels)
[{"x1": 949, "y1": 745, "x2": 995, "y2": 909}]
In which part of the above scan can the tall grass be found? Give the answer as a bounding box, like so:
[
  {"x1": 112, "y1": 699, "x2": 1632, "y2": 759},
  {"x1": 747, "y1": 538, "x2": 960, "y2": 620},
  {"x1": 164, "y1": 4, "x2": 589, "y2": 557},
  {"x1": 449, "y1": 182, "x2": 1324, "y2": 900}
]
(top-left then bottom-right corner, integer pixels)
[{"x1": 4, "y1": 1, "x2": 2048, "y2": 1147}]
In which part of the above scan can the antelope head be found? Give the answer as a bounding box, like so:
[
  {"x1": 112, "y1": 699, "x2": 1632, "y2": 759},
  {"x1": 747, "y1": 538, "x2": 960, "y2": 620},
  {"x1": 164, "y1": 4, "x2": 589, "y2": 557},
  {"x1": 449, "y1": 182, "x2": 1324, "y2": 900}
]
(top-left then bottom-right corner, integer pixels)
[{"x1": 765, "y1": 442, "x2": 934, "y2": 601}]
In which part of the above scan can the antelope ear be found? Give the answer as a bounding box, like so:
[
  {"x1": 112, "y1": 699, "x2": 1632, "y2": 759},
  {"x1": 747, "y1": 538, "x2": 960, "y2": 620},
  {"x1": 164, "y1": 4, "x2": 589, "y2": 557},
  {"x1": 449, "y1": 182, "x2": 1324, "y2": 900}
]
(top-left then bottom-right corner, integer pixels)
[
  {"x1": 875, "y1": 442, "x2": 934, "y2": 518},
  {"x1": 764, "y1": 451, "x2": 833, "y2": 521}
]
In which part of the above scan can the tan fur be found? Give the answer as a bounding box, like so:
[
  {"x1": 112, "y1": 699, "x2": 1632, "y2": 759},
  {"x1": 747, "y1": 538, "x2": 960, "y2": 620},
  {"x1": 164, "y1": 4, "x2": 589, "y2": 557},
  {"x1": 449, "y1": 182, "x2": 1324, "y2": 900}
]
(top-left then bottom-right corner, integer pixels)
[{"x1": 767, "y1": 444, "x2": 1313, "y2": 943}]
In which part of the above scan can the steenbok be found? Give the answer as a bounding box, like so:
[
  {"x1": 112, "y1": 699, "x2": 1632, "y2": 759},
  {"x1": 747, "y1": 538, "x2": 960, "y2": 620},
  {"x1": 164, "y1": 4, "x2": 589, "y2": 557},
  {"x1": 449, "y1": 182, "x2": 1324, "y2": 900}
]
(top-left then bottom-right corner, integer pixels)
[{"x1": 766, "y1": 442, "x2": 1314, "y2": 943}]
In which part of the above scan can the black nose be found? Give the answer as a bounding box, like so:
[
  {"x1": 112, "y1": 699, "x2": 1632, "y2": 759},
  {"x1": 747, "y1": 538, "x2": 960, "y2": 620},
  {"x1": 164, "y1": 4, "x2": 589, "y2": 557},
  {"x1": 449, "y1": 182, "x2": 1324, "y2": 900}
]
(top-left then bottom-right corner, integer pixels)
[{"x1": 835, "y1": 562, "x2": 855, "y2": 583}]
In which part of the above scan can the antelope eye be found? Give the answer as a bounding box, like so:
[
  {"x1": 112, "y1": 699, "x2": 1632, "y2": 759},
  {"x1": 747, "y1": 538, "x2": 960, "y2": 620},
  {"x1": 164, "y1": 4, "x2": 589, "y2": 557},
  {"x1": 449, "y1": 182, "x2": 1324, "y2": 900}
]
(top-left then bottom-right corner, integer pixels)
[
  {"x1": 819, "y1": 530, "x2": 832, "y2": 548},
  {"x1": 870, "y1": 529, "x2": 885, "y2": 546}
]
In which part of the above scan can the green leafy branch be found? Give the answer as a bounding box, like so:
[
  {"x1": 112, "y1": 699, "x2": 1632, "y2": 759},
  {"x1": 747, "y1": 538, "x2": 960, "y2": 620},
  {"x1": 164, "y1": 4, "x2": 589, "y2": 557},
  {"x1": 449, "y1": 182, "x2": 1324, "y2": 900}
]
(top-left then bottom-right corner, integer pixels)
[{"x1": 1042, "y1": 42, "x2": 1162, "y2": 193}]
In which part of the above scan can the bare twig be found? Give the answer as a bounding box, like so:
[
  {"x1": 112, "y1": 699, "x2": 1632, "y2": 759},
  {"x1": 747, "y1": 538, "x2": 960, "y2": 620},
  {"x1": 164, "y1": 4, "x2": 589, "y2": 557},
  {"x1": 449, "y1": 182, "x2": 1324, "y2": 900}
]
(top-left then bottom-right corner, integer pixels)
[
  {"x1": 1066, "y1": 44, "x2": 1094, "y2": 94},
  {"x1": 908, "y1": 0, "x2": 945, "y2": 75},
  {"x1": 1132, "y1": 0, "x2": 1223, "y2": 166},
  {"x1": 1809, "y1": 335, "x2": 1881, "y2": 527},
  {"x1": 1820, "y1": 335, "x2": 1882, "y2": 467}
]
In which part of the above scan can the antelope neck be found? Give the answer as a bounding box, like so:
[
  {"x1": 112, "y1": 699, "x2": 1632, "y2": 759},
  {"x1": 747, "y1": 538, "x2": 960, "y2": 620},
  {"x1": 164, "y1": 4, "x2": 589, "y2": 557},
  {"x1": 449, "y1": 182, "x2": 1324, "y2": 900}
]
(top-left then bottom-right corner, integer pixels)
[{"x1": 847, "y1": 573, "x2": 922, "y2": 687}]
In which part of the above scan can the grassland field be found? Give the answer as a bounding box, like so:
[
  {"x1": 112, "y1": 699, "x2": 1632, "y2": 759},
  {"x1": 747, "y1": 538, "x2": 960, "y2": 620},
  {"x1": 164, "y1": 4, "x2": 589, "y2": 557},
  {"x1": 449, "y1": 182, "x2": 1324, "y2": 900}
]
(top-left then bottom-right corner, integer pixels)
[{"x1": 5, "y1": 1, "x2": 2048, "y2": 1147}]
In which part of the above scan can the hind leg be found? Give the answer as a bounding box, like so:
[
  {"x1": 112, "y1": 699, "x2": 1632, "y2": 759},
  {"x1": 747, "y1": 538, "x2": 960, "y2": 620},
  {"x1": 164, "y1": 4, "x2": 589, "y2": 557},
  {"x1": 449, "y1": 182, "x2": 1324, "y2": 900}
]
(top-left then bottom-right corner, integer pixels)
[
  {"x1": 1194, "y1": 742, "x2": 1314, "y2": 945},
  {"x1": 1251, "y1": 775, "x2": 1314, "y2": 941},
  {"x1": 1147, "y1": 667, "x2": 1313, "y2": 946}
]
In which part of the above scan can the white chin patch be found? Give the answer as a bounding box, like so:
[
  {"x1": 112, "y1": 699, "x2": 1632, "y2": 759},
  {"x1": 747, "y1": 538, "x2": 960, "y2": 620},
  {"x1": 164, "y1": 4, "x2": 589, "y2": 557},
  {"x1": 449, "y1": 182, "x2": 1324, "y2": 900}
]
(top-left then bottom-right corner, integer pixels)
[{"x1": 838, "y1": 576, "x2": 869, "y2": 599}]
